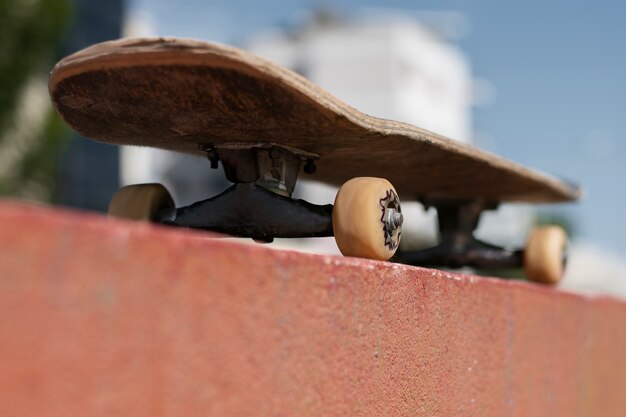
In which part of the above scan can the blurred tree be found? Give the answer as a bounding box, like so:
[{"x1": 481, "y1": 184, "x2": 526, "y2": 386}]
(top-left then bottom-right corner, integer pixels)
[{"x1": 0, "y1": 0, "x2": 71, "y2": 201}]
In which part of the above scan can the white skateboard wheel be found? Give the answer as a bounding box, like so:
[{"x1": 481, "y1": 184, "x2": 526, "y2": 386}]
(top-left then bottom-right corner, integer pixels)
[
  {"x1": 524, "y1": 225, "x2": 567, "y2": 284},
  {"x1": 333, "y1": 177, "x2": 402, "y2": 260},
  {"x1": 108, "y1": 183, "x2": 174, "y2": 222}
]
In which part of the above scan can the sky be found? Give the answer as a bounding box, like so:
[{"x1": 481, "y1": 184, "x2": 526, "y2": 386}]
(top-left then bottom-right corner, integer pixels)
[{"x1": 128, "y1": 0, "x2": 626, "y2": 256}]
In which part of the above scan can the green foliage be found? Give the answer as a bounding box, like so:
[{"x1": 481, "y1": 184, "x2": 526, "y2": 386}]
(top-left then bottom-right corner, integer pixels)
[
  {"x1": 0, "y1": 0, "x2": 72, "y2": 201},
  {"x1": 1, "y1": 109, "x2": 69, "y2": 200}
]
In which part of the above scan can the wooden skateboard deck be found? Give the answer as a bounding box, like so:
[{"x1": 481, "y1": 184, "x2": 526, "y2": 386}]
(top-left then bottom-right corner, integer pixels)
[{"x1": 49, "y1": 37, "x2": 580, "y2": 203}]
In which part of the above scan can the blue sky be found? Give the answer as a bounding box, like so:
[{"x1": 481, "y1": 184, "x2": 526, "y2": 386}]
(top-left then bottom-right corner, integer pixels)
[{"x1": 129, "y1": 0, "x2": 626, "y2": 256}]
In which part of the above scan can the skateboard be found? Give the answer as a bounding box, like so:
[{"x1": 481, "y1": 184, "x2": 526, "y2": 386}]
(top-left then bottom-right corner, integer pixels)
[{"x1": 49, "y1": 38, "x2": 581, "y2": 284}]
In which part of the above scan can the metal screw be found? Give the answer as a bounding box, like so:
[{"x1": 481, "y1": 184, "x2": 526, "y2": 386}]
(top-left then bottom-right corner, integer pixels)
[
  {"x1": 206, "y1": 151, "x2": 219, "y2": 169},
  {"x1": 392, "y1": 211, "x2": 404, "y2": 228},
  {"x1": 199, "y1": 144, "x2": 220, "y2": 169},
  {"x1": 385, "y1": 208, "x2": 403, "y2": 230},
  {"x1": 304, "y1": 158, "x2": 316, "y2": 174},
  {"x1": 268, "y1": 149, "x2": 281, "y2": 168}
]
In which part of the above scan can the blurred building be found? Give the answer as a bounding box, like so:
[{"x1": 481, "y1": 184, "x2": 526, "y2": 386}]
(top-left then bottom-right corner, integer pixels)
[
  {"x1": 57, "y1": 0, "x2": 123, "y2": 211},
  {"x1": 561, "y1": 242, "x2": 626, "y2": 298}
]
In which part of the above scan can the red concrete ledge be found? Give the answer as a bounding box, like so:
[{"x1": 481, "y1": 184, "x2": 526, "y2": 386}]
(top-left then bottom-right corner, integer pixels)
[{"x1": 0, "y1": 201, "x2": 625, "y2": 417}]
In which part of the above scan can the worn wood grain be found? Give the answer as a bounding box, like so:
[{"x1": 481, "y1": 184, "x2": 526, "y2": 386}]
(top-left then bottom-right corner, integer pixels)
[{"x1": 49, "y1": 38, "x2": 580, "y2": 203}]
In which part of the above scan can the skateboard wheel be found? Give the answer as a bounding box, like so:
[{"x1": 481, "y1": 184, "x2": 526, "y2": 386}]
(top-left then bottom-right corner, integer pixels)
[
  {"x1": 108, "y1": 183, "x2": 175, "y2": 222},
  {"x1": 333, "y1": 177, "x2": 402, "y2": 261},
  {"x1": 523, "y1": 226, "x2": 567, "y2": 284}
]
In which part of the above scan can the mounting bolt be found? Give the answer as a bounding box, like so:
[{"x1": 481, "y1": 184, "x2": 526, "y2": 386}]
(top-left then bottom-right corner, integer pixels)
[
  {"x1": 385, "y1": 208, "x2": 403, "y2": 230},
  {"x1": 268, "y1": 149, "x2": 281, "y2": 168},
  {"x1": 392, "y1": 211, "x2": 404, "y2": 228},
  {"x1": 269, "y1": 149, "x2": 281, "y2": 159},
  {"x1": 199, "y1": 144, "x2": 220, "y2": 169},
  {"x1": 206, "y1": 151, "x2": 219, "y2": 169},
  {"x1": 304, "y1": 158, "x2": 316, "y2": 174}
]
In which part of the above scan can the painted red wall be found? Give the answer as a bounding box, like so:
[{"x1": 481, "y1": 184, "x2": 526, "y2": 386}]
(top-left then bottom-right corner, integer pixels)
[{"x1": 1, "y1": 202, "x2": 625, "y2": 416}]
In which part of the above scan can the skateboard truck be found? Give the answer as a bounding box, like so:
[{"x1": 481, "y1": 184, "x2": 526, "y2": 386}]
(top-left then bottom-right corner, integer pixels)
[
  {"x1": 163, "y1": 144, "x2": 333, "y2": 242},
  {"x1": 109, "y1": 142, "x2": 403, "y2": 260},
  {"x1": 199, "y1": 143, "x2": 318, "y2": 197},
  {"x1": 393, "y1": 199, "x2": 525, "y2": 270}
]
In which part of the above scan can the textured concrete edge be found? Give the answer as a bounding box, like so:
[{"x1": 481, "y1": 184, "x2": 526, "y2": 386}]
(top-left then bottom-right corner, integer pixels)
[
  {"x1": 1, "y1": 200, "x2": 626, "y2": 417},
  {"x1": 0, "y1": 199, "x2": 620, "y2": 303}
]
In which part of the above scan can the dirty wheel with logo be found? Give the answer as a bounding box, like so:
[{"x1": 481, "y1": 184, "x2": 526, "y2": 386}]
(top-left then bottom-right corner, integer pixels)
[{"x1": 333, "y1": 177, "x2": 402, "y2": 260}]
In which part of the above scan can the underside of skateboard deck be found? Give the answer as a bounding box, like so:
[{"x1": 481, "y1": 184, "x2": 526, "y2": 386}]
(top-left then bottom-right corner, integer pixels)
[
  {"x1": 49, "y1": 38, "x2": 580, "y2": 284},
  {"x1": 50, "y1": 38, "x2": 579, "y2": 203}
]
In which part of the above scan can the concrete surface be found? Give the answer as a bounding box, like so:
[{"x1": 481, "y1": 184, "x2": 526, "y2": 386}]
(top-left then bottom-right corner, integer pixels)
[{"x1": 0, "y1": 201, "x2": 625, "y2": 417}]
